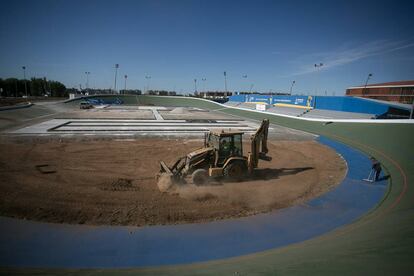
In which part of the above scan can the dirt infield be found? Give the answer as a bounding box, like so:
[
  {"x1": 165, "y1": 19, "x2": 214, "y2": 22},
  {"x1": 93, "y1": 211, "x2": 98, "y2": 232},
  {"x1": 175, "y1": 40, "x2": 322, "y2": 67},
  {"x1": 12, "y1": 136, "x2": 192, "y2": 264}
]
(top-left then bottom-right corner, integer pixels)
[{"x1": 0, "y1": 137, "x2": 346, "y2": 226}]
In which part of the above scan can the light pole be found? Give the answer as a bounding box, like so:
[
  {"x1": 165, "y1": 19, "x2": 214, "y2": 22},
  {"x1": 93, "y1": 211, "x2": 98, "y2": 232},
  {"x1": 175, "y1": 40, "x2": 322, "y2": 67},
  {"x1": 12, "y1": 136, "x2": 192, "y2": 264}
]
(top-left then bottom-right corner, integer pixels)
[
  {"x1": 145, "y1": 75, "x2": 151, "y2": 94},
  {"x1": 289, "y1": 80, "x2": 296, "y2": 95},
  {"x1": 242, "y1": 74, "x2": 248, "y2": 93},
  {"x1": 314, "y1": 63, "x2": 323, "y2": 95},
  {"x1": 114, "y1": 64, "x2": 119, "y2": 93},
  {"x1": 124, "y1": 75, "x2": 127, "y2": 94},
  {"x1": 85, "y1": 72, "x2": 90, "y2": 92},
  {"x1": 194, "y1": 78, "x2": 198, "y2": 95},
  {"x1": 224, "y1": 71, "x2": 227, "y2": 97},
  {"x1": 364, "y1": 73, "x2": 373, "y2": 95},
  {"x1": 22, "y1": 66, "x2": 27, "y2": 97},
  {"x1": 201, "y1": 78, "x2": 206, "y2": 93},
  {"x1": 249, "y1": 84, "x2": 254, "y2": 93}
]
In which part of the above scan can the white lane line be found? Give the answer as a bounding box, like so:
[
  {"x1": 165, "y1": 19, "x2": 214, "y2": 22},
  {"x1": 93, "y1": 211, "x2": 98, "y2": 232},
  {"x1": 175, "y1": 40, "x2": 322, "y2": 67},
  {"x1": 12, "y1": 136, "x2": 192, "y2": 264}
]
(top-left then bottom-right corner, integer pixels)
[
  {"x1": 56, "y1": 119, "x2": 186, "y2": 122},
  {"x1": 151, "y1": 108, "x2": 164, "y2": 120},
  {"x1": 11, "y1": 131, "x2": 257, "y2": 137},
  {"x1": 58, "y1": 126, "x2": 257, "y2": 131},
  {"x1": 66, "y1": 123, "x2": 246, "y2": 127},
  {"x1": 11, "y1": 118, "x2": 259, "y2": 134},
  {"x1": 137, "y1": 106, "x2": 168, "y2": 110}
]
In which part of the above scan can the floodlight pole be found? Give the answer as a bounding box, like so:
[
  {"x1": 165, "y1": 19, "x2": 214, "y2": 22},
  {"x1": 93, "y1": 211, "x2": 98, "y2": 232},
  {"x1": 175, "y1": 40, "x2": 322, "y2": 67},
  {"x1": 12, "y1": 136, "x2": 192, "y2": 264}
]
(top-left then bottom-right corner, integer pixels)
[
  {"x1": 124, "y1": 75, "x2": 127, "y2": 94},
  {"x1": 114, "y1": 64, "x2": 119, "y2": 93},
  {"x1": 224, "y1": 71, "x2": 227, "y2": 98},
  {"x1": 249, "y1": 84, "x2": 254, "y2": 93},
  {"x1": 145, "y1": 75, "x2": 151, "y2": 94},
  {"x1": 22, "y1": 66, "x2": 27, "y2": 97},
  {"x1": 201, "y1": 78, "x2": 206, "y2": 93},
  {"x1": 364, "y1": 73, "x2": 373, "y2": 95},
  {"x1": 85, "y1": 71, "x2": 90, "y2": 92},
  {"x1": 314, "y1": 63, "x2": 323, "y2": 95},
  {"x1": 242, "y1": 74, "x2": 248, "y2": 93},
  {"x1": 289, "y1": 80, "x2": 296, "y2": 95}
]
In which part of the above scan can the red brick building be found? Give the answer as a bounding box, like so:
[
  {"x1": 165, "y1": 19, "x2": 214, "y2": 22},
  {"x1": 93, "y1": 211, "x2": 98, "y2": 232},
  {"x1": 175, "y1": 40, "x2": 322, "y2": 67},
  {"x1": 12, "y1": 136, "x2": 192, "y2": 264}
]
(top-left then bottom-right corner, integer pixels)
[{"x1": 346, "y1": 81, "x2": 414, "y2": 104}]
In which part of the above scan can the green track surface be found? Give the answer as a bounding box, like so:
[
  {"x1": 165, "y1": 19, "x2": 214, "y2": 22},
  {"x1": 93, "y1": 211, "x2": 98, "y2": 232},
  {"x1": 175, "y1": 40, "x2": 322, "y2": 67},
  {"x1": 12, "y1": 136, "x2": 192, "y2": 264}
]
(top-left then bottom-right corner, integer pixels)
[{"x1": 2, "y1": 95, "x2": 414, "y2": 275}]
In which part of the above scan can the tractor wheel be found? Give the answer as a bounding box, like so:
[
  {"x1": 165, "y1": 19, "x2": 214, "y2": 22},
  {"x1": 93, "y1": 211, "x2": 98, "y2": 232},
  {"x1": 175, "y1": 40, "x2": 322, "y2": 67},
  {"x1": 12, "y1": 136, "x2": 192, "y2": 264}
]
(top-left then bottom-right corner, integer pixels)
[
  {"x1": 192, "y1": 169, "x2": 209, "y2": 186},
  {"x1": 223, "y1": 161, "x2": 247, "y2": 181}
]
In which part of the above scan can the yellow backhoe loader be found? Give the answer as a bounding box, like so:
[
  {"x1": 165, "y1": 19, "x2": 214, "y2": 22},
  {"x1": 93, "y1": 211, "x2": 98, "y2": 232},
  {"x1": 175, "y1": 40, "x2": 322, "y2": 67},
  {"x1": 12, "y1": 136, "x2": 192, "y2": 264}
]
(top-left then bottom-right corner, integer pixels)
[{"x1": 157, "y1": 119, "x2": 271, "y2": 191}]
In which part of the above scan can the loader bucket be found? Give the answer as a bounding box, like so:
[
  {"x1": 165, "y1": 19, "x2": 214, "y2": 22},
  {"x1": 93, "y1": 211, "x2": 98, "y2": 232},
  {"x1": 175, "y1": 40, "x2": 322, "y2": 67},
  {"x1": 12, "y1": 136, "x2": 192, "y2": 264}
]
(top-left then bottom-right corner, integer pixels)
[
  {"x1": 156, "y1": 161, "x2": 175, "y2": 192},
  {"x1": 157, "y1": 172, "x2": 175, "y2": 192},
  {"x1": 156, "y1": 157, "x2": 187, "y2": 192}
]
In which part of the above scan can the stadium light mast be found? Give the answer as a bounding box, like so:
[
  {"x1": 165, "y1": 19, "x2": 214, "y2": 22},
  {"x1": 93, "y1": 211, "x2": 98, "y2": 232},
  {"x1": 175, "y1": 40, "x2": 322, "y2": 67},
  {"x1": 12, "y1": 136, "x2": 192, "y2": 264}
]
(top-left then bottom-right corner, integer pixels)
[
  {"x1": 201, "y1": 78, "x2": 206, "y2": 93},
  {"x1": 114, "y1": 64, "x2": 119, "y2": 93},
  {"x1": 249, "y1": 84, "x2": 254, "y2": 93},
  {"x1": 145, "y1": 75, "x2": 151, "y2": 94},
  {"x1": 364, "y1": 73, "x2": 373, "y2": 88},
  {"x1": 364, "y1": 73, "x2": 373, "y2": 95},
  {"x1": 22, "y1": 66, "x2": 27, "y2": 97},
  {"x1": 85, "y1": 71, "x2": 90, "y2": 92},
  {"x1": 124, "y1": 75, "x2": 128, "y2": 94},
  {"x1": 242, "y1": 74, "x2": 248, "y2": 93},
  {"x1": 224, "y1": 71, "x2": 227, "y2": 98},
  {"x1": 289, "y1": 80, "x2": 296, "y2": 95},
  {"x1": 314, "y1": 63, "x2": 323, "y2": 95}
]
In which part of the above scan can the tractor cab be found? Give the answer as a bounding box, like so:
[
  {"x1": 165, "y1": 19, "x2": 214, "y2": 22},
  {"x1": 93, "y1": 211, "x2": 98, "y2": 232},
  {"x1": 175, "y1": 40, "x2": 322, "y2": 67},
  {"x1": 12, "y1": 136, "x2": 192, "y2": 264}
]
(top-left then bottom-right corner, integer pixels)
[{"x1": 206, "y1": 131, "x2": 244, "y2": 164}]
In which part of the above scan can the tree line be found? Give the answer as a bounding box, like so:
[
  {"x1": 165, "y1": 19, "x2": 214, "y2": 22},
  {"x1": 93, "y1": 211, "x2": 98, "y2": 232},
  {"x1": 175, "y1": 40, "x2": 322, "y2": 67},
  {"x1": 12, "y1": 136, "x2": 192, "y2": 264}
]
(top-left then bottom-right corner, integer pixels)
[{"x1": 0, "y1": 77, "x2": 67, "y2": 97}]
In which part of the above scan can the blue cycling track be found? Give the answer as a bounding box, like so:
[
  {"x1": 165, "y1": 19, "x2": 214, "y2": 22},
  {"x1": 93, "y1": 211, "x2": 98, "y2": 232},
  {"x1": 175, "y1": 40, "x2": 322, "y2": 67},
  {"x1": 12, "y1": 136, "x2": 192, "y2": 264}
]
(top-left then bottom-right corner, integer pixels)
[{"x1": 0, "y1": 136, "x2": 388, "y2": 268}]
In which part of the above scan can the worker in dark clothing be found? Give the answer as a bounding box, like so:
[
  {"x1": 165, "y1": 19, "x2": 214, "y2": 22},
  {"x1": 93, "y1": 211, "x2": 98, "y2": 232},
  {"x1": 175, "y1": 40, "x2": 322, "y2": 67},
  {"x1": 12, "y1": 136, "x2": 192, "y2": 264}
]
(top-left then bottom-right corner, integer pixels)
[{"x1": 371, "y1": 157, "x2": 382, "y2": 181}]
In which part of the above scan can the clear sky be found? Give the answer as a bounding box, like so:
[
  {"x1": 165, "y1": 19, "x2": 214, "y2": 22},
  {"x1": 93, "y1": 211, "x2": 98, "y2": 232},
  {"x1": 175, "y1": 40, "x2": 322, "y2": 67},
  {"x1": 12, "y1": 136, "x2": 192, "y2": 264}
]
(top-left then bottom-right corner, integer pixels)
[{"x1": 0, "y1": 0, "x2": 413, "y2": 95}]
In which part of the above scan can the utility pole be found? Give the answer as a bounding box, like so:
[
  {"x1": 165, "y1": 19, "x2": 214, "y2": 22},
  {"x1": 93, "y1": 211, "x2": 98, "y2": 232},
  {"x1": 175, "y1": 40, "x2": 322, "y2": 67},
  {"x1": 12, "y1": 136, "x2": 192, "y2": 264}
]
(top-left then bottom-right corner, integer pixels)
[
  {"x1": 314, "y1": 63, "x2": 323, "y2": 95},
  {"x1": 114, "y1": 64, "x2": 119, "y2": 93},
  {"x1": 124, "y1": 75, "x2": 127, "y2": 94},
  {"x1": 22, "y1": 66, "x2": 27, "y2": 97},
  {"x1": 289, "y1": 80, "x2": 296, "y2": 95}
]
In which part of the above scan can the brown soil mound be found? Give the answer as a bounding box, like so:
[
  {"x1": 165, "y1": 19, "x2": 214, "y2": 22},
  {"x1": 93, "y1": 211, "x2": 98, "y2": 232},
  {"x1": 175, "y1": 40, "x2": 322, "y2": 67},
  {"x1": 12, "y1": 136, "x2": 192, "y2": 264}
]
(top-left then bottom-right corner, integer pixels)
[{"x1": 0, "y1": 138, "x2": 346, "y2": 226}]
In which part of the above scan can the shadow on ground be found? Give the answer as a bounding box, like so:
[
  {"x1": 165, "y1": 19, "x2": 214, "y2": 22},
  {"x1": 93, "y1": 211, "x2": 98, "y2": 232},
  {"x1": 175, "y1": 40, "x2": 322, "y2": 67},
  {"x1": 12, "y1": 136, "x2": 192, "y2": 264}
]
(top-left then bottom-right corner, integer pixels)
[{"x1": 251, "y1": 167, "x2": 314, "y2": 181}]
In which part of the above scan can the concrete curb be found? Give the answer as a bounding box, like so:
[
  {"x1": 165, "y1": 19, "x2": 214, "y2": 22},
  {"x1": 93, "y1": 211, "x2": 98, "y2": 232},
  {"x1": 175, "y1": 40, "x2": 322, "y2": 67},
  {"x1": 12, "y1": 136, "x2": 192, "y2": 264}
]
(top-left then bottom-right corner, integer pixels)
[{"x1": 0, "y1": 102, "x2": 33, "y2": 111}]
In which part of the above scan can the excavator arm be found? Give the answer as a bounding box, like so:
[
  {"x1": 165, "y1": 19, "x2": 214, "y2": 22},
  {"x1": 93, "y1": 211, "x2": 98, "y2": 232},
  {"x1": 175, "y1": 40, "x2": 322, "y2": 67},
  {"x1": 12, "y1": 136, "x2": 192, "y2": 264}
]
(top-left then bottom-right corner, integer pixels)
[{"x1": 248, "y1": 119, "x2": 271, "y2": 173}]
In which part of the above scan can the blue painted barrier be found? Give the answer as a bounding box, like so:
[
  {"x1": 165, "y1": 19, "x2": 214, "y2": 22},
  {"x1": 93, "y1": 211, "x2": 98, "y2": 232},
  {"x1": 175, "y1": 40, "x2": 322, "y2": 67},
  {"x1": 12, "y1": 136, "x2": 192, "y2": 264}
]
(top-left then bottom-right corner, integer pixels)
[
  {"x1": 229, "y1": 94, "x2": 409, "y2": 116},
  {"x1": 230, "y1": 94, "x2": 314, "y2": 108},
  {"x1": 0, "y1": 137, "x2": 388, "y2": 268},
  {"x1": 271, "y1": 95, "x2": 313, "y2": 108},
  {"x1": 314, "y1": 96, "x2": 389, "y2": 115}
]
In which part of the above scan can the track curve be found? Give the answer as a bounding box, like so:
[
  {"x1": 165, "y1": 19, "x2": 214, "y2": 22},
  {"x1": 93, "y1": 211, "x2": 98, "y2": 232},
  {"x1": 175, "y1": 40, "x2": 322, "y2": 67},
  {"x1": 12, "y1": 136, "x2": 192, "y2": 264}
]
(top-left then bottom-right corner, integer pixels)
[{"x1": 1, "y1": 95, "x2": 413, "y2": 275}]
